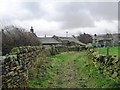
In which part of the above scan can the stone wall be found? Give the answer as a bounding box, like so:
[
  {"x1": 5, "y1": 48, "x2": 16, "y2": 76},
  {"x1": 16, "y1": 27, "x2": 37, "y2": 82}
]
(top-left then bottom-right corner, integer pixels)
[
  {"x1": 1, "y1": 46, "x2": 43, "y2": 88},
  {"x1": 1, "y1": 45, "x2": 84, "y2": 88},
  {"x1": 44, "y1": 45, "x2": 84, "y2": 56},
  {"x1": 87, "y1": 47, "x2": 120, "y2": 82}
]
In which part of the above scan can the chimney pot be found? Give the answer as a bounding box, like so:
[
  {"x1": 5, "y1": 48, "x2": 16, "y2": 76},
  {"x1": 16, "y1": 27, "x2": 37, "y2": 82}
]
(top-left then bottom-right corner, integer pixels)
[{"x1": 30, "y1": 26, "x2": 34, "y2": 33}]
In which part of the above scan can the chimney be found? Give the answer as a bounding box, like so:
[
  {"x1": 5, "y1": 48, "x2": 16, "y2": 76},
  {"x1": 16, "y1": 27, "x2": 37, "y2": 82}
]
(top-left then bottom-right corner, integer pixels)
[
  {"x1": 45, "y1": 34, "x2": 46, "y2": 38},
  {"x1": 94, "y1": 34, "x2": 97, "y2": 37},
  {"x1": 66, "y1": 32, "x2": 68, "y2": 37},
  {"x1": 30, "y1": 26, "x2": 34, "y2": 33},
  {"x1": 1, "y1": 29, "x2": 4, "y2": 33}
]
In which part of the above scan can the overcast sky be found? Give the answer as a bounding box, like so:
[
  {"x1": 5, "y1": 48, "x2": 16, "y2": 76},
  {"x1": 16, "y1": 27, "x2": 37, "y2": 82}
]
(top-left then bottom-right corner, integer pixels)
[{"x1": 0, "y1": 0, "x2": 119, "y2": 37}]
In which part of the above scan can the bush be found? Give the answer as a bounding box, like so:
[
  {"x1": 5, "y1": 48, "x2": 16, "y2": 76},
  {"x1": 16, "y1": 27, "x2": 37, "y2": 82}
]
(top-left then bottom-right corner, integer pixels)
[{"x1": 1, "y1": 25, "x2": 39, "y2": 55}]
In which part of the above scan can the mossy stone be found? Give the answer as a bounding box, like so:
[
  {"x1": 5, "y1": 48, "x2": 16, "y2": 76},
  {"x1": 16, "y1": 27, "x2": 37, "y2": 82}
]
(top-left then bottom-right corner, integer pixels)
[{"x1": 10, "y1": 47, "x2": 20, "y2": 55}]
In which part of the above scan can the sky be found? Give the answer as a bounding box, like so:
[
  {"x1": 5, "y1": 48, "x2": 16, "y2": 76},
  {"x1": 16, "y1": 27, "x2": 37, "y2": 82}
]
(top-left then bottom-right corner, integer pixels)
[{"x1": 0, "y1": 0, "x2": 119, "y2": 37}]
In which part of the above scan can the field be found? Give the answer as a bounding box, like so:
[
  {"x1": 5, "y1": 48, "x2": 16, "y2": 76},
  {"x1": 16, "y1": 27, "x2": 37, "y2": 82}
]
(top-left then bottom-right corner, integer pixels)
[
  {"x1": 28, "y1": 51, "x2": 119, "y2": 88},
  {"x1": 97, "y1": 46, "x2": 119, "y2": 56}
]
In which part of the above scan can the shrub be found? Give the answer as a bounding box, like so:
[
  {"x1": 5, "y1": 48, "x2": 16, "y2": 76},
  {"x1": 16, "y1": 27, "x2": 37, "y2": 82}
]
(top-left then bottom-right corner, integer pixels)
[{"x1": 1, "y1": 25, "x2": 39, "y2": 55}]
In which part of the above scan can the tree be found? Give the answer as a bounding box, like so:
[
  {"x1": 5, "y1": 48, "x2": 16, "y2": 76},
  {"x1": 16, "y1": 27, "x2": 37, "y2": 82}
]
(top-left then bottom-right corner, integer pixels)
[
  {"x1": 77, "y1": 33, "x2": 93, "y2": 44},
  {"x1": 2, "y1": 25, "x2": 39, "y2": 55}
]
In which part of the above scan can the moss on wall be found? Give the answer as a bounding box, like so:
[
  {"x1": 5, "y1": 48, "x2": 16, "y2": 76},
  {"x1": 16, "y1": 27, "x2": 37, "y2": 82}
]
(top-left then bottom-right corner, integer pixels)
[{"x1": 87, "y1": 47, "x2": 120, "y2": 83}]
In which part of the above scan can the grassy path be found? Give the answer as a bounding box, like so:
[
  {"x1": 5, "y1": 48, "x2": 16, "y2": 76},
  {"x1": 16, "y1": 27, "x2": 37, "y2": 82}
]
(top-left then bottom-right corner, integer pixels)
[
  {"x1": 28, "y1": 51, "x2": 119, "y2": 88},
  {"x1": 48, "y1": 52, "x2": 81, "y2": 88}
]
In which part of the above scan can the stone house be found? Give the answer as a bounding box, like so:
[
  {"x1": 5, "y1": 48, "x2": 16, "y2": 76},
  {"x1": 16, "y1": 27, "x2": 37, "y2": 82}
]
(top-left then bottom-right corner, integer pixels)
[
  {"x1": 38, "y1": 37, "x2": 62, "y2": 45},
  {"x1": 38, "y1": 35, "x2": 86, "y2": 46},
  {"x1": 112, "y1": 33, "x2": 120, "y2": 46},
  {"x1": 93, "y1": 33, "x2": 120, "y2": 47},
  {"x1": 53, "y1": 35, "x2": 86, "y2": 46}
]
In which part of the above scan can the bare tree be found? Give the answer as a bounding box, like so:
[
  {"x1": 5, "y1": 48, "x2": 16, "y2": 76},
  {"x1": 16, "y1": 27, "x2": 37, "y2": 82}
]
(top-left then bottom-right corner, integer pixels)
[{"x1": 2, "y1": 25, "x2": 39, "y2": 55}]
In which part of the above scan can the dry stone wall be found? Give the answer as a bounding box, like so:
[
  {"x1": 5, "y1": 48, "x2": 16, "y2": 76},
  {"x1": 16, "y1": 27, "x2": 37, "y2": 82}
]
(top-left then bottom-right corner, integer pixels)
[
  {"x1": 1, "y1": 46, "x2": 43, "y2": 88},
  {"x1": 87, "y1": 47, "x2": 120, "y2": 83},
  {"x1": 1, "y1": 45, "x2": 84, "y2": 88},
  {"x1": 45, "y1": 45, "x2": 84, "y2": 56}
]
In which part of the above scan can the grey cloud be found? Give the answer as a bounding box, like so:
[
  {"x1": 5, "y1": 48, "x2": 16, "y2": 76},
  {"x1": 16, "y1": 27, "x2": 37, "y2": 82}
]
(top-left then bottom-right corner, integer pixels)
[
  {"x1": 86, "y1": 2, "x2": 118, "y2": 20},
  {"x1": 20, "y1": 2, "x2": 45, "y2": 20},
  {"x1": 17, "y1": 2, "x2": 117, "y2": 29},
  {"x1": 21, "y1": 2, "x2": 40, "y2": 13},
  {"x1": 54, "y1": 2, "x2": 117, "y2": 29},
  {"x1": 0, "y1": 2, "x2": 45, "y2": 23},
  {"x1": 61, "y1": 10, "x2": 94, "y2": 29},
  {"x1": 1, "y1": 1, "x2": 118, "y2": 31}
]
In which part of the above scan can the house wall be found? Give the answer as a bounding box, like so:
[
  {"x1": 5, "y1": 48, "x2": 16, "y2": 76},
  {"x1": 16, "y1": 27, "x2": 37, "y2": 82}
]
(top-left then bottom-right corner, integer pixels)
[{"x1": 94, "y1": 33, "x2": 120, "y2": 47}]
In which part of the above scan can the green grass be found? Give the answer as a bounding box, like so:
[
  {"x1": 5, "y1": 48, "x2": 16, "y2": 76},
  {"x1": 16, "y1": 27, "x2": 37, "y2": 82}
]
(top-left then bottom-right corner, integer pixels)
[
  {"x1": 97, "y1": 46, "x2": 119, "y2": 56},
  {"x1": 50, "y1": 52, "x2": 75, "y2": 60},
  {"x1": 28, "y1": 51, "x2": 119, "y2": 88},
  {"x1": 74, "y1": 51, "x2": 118, "y2": 88}
]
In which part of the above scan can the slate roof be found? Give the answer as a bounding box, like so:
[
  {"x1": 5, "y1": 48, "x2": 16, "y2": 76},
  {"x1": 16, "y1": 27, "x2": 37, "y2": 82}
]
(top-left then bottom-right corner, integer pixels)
[
  {"x1": 53, "y1": 35, "x2": 86, "y2": 46},
  {"x1": 38, "y1": 37, "x2": 62, "y2": 45},
  {"x1": 112, "y1": 33, "x2": 120, "y2": 38},
  {"x1": 95, "y1": 34, "x2": 113, "y2": 41}
]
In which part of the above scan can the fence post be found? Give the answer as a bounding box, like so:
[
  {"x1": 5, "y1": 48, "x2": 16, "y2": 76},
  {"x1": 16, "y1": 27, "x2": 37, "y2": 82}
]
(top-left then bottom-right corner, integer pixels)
[{"x1": 107, "y1": 46, "x2": 109, "y2": 60}]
